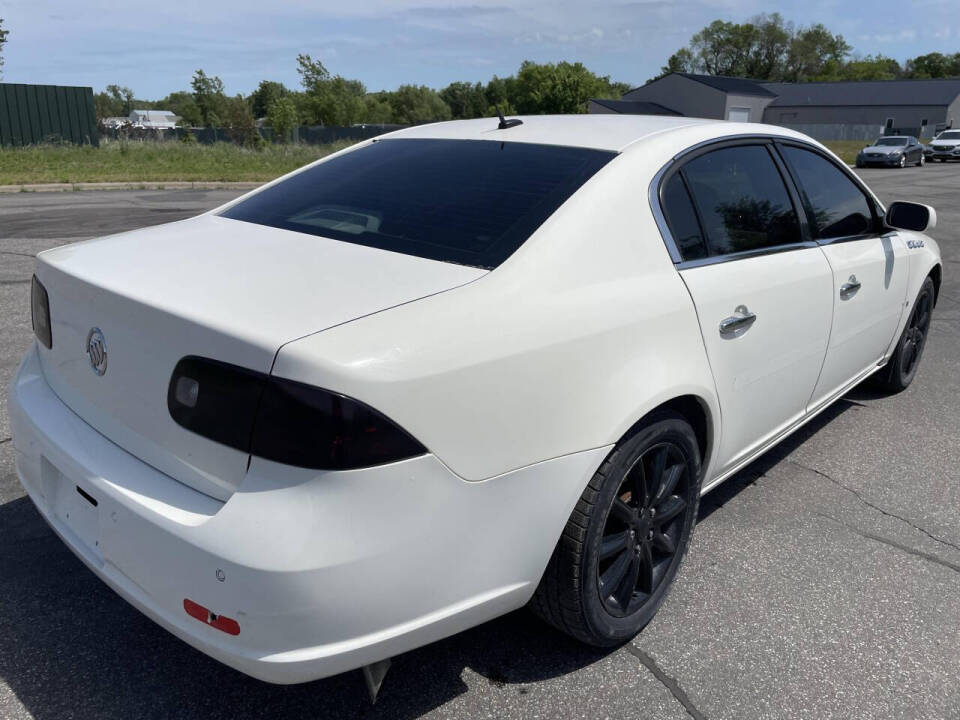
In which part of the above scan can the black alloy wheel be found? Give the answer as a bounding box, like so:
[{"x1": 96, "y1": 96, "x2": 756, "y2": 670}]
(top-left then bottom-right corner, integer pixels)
[
  {"x1": 899, "y1": 282, "x2": 933, "y2": 380},
  {"x1": 598, "y1": 443, "x2": 690, "y2": 617},
  {"x1": 530, "y1": 410, "x2": 702, "y2": 646},
  {"x1": 876, "y1": 275, "x2": 935, "y2": 392}
]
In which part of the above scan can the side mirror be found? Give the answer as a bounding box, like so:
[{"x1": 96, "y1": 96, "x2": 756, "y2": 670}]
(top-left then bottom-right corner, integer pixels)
[{"x1": 886, "y1": 201, "x2": 937, "y2": 233}]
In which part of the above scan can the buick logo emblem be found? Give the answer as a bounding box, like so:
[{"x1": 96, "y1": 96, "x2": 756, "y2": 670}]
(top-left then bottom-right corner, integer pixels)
[{"x1": 86, "y1": 327, "x2": 108, "y2": 376}]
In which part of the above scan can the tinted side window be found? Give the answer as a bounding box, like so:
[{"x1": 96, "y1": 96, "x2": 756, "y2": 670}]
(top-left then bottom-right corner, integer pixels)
[
  {"x1": 682, "y1": 145, "x2": 801, "y2": 255},
  {"x1": 780, "y1": 146, "x2": 874, "y2": 240},
  {"x1": 661, "y1": 173, "x2": 708, "y2": 261}
]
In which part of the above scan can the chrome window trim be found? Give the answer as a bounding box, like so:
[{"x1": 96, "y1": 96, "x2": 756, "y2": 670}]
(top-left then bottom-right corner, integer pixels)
[
  {"x1": 676, "y1": 241, "x2": 819, "y2": 271},
  {"x1": 649, "y1": 133, "x2": 887, "y2": 269}
]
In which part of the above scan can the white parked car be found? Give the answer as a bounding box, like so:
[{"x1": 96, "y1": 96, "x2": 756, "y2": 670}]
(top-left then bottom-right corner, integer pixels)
[
  {"x1": 9, "y1": 116, "x2": 942, "y2": 689},
  {"x1": 925, "y1": 129, "x2": 960, "y2": 162}
]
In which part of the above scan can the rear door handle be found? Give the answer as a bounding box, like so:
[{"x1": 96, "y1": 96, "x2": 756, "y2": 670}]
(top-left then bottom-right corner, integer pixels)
[
  {"x1": 719, "y1": 305, "x2": 757, "y2": 336},
  {"x1": 840, "y1": 275, "x2": 862, "y2": 299}
]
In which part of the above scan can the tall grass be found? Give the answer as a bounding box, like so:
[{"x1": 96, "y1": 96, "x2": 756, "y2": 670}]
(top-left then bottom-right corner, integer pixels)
[{"x1": 0, "y1": 139, "x2": 353, "y2": 185}]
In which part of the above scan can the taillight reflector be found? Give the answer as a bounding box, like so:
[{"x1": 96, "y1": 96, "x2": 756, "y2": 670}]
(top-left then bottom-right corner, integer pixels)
[{"x1": 183, "y1": 598, "x2": 240, "y2": 636}]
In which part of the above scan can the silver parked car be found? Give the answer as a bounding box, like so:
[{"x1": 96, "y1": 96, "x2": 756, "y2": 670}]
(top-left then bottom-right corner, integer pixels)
[{"x1": 856, "y1": 136, "x2": 925, "y2": 168}]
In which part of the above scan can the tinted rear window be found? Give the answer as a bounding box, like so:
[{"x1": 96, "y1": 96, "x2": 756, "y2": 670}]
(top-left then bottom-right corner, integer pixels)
[{"x1": 220, "y1": 138, "x2": 615, "y2": 269}]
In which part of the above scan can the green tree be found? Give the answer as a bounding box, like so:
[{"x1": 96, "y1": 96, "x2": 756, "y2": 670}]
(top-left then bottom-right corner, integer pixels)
[
  {"x1": 191, "y1": 69, "x2": 227, "y2": 127},
  {"x1": 439, "y1": 81, "x2": 488, "y2": 119},
  {"x1": 108, "y1": 84, "x2": 135, "y2": 115},
  {"x1": 0, "y1": 18, "x2": 9, "y2": 79},
  {"x1": 158, "y1": 91, "x2": 202, "y2": 127},
  {"x1": 224, "y1": 94, "x2": 262, "y2": 148},
  {"x1": 814, "y1": 54, "x2": 902, "y2": 82},
  {"x1": 658, "y1": 48, "x2": 695, "y2": 78},
  {"x1": 784, "y1": 24, "x2": 851, "y2": 81},
  {"x1": 906, "y1": 52, "x2": 960, "y2": 78},
  {"x1": 512, "y1": 61, "x2": 615, "y2": 114},
  {"x1": 384, "y1": 85, "x2": 452, "y2": 124},
  {"x1": 657, "y1": 15, "x2": 851, "y2": 83},
  {"x1": 688, "y1": 20, "x2": 758, "y2": 76},
  {"x1": 483, "y1": 75, "x2": 518, "y2": 115},
  {"x1": 296, "y1": 54, "x2": 370, "y2": 125},
  {"x1": 296, "y1": 53, "x2": 331, "y2": 90},
  {"x1": 362, "y1": 94, "x2": 394, "y2": 123},
  {"x1": 744, "y1": 13, "x2": 792, "y2": 80},
  {"x1": 249, "y1": 80, "x2": 290, "y2": 118},
  {"x1": 266, "y1": 96, "x2": 299, "y2": 142}
]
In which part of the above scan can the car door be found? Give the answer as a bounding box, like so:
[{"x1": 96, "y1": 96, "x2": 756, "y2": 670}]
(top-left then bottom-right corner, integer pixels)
[
  {"x1": 906, "y1": 137, "x2": 921, "y2": 163},
  {"x1": 776, "y1": 143, "x2": 909, "y2": 409},
  {"x1": 657, "y1": 141, "x2": 834, "y2": 474}
]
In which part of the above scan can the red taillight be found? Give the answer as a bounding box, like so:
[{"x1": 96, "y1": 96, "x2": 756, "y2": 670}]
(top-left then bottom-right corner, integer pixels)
[{"x1": 183, "y1": 598, "x2": 240, "y2": 636}]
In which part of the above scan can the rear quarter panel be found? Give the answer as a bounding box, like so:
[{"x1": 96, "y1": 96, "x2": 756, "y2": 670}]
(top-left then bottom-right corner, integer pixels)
[{"x1": 272, "y1": 146, "x2": 721, "y2": 482}]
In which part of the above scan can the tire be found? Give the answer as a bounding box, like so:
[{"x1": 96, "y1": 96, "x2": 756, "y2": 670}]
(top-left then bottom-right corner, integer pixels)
[
  {"x1": 918, "y1": 155, "x2": 925, "y2": 167},
  {"x1": 530, "y1": 410, "x2": 702, "y2": 646},
  {"x1": 899, "y1": 155, "x2": 906, "y2": 168},
  {"x1": 875, "y1": 276, "x2": 935, "y2": 393}
]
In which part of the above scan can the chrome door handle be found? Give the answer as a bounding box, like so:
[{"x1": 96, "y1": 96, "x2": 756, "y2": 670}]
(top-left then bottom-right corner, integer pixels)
[
  {"x1": 719, "y1": 305, "x2": 757, "y2": 336},
  {"x1": 840, "y1": 275, "x2": 862, "y2": 299}
]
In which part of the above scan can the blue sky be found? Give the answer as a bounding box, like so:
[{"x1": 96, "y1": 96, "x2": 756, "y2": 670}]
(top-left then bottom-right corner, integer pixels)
[{"x1": 1, "y1": 0, "x2": 957, "y2": 98}]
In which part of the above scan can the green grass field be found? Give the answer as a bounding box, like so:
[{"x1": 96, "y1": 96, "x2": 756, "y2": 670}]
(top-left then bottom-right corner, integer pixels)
[
  {"x1": 0, "y1": 136, "x2": 920, "y2": 186},
  {"x1": 0, "y1": 140, "x2": 352, "y2": 185},
  {"x1": 822, "y1": 140, "x2": 868, "y2": 165}
]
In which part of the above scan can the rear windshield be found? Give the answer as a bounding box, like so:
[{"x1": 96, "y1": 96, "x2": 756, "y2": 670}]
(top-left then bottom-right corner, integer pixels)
[{"x1": 220, "y1": 138, "x2": 615, "y2": 269}]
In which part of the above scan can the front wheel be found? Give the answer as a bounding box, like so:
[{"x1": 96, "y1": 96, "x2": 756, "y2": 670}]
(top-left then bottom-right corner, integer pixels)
[
  {"x1": 875, "y1": 276, "x2": 935, "y2": 393},
  {"x1": 918, "y1": 155, "x2": 925, "y2": 167},
  {"x1": 530, "y1": 411, "x2": 702, "y2": 646},
  {"x1": 899, "y1": 155, "x2": 907, "y2": 168}
]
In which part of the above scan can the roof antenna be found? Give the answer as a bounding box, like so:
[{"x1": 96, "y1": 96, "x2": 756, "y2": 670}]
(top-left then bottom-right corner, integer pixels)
[{"x1": 497, "y1": 108, "x2": 523, "y2": 130}]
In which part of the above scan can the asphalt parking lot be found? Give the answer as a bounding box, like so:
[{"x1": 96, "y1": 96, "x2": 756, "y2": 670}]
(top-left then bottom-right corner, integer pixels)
[{"x1": 1, "y1": 165, "x2": 959, "y2": 720}]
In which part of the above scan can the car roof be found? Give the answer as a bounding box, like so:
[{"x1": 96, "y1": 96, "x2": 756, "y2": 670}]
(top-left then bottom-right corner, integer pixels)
[{"x1": 381, "y1": 114, "x2": 734, "y2": 152}]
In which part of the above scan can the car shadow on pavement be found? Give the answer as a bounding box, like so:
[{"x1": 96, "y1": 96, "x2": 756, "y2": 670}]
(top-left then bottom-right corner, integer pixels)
[
  {"x1": 0, "y1": 397, "x2": 858, "y2": 720},
  {"x1": 697, "y1": 397, "x2": 855, "y2": 523}
]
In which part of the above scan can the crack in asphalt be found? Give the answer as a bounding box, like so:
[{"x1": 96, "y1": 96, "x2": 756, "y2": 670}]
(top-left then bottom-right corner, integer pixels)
[
  {"x1": 625, "y1": 645, "x2": 708, "y2": 720},
  {"x1": 0, "y1": 279, "x2": 31, "y2": 285},
  {"x1": 0, "y1": 438, "x2": 10, "y2": 444},
  {"x1": 789, "y1": 459, "x2": 960, "y2": 555},
  {"x1": 0, "y1": 250, "x2": 36, "y2": 258},
  {"x1": 818, "y1": 515, "x2": 960, "y2": 577}
]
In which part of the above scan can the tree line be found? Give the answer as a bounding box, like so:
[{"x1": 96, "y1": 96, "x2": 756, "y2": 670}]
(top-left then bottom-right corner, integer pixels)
[
  {"x1": 659, "y1": 13, "x2": 960, "y2": 82},
  {"x1": 93, "y1": 58, "x2": 630, "y2": 142}
]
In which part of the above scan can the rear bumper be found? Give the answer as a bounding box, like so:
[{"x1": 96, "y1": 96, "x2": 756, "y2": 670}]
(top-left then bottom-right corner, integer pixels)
[{"x1": 8, "y1": 344, "x2": 608, "y2": 683}]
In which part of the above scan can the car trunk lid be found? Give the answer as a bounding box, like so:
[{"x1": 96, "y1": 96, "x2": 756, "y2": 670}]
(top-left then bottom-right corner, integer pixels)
[{"x1": 34, "y1": 214, "x2": 485, "y2": 500}]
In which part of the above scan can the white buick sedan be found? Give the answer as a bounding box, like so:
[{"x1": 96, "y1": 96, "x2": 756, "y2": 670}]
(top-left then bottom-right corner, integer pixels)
[{"x1": 9, "y1": 116, "x2": 941, "y2": 688}]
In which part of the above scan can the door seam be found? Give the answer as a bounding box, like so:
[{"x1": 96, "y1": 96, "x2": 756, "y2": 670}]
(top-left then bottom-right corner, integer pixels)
[{"x1": 805, "y1": 242, "x2": 838, "y2": 411}]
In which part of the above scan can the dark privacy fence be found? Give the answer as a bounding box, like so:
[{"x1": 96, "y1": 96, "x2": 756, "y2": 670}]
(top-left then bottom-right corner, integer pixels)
[
  {"x1": 99, "y1": 124, "x2": 407, "y2": 145},
  {"x1": 0, "y1": 83, "x2": 99, "y2": 147}
]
